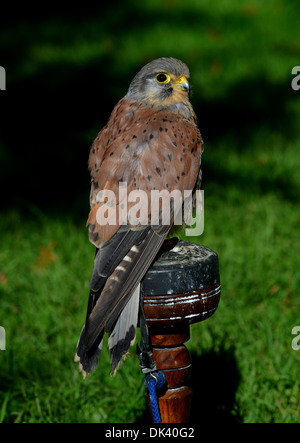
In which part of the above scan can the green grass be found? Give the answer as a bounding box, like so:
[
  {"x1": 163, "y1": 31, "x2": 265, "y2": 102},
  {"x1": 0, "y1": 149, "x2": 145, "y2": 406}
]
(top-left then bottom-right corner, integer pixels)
[
  {"x1": 189, "y1": 132, "x2": 300, "y2": 423},
  {"x1": 1, "y1": 0, "x2": 300, "y2": 423},
  {"x1": 0, "y1": 211, "x2": 147, "y2": 423}
]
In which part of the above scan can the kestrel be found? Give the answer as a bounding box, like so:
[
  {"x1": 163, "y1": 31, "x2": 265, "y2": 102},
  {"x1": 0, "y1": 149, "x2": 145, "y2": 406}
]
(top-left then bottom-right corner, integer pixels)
[{"x1": 75, "y1": 57, "x2": 203, "y2": 378}]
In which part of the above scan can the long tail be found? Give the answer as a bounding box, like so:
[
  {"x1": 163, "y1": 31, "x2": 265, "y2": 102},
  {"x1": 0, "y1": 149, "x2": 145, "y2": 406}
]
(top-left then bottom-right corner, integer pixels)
[
  {"x1": 75, "y1": 285, "x2": 140, "y2": 378},
  {"x1": 74, "y1": 225, "x2": 169, "y2": 378}
]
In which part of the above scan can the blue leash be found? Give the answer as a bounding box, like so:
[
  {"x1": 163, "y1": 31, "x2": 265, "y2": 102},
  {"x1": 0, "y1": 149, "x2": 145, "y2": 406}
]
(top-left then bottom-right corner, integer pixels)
[
  {"x1": 144, "y1": 371, "x2": 166, "y2": 423},
  {"x1": 137, "y1": 292, "x2": 167, "y2": 423}
]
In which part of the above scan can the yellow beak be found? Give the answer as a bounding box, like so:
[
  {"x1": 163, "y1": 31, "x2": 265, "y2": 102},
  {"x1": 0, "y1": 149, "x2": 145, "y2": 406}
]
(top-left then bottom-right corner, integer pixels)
[{"x1": 175, "y1": 76, "x2": 190, "y2": 93}]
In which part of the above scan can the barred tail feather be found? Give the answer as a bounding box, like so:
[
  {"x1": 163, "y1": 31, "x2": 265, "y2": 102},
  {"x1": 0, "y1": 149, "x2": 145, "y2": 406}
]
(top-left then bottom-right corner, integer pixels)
[{"x1": 108, "y1": 284, "x2": 140, "y2": 376}]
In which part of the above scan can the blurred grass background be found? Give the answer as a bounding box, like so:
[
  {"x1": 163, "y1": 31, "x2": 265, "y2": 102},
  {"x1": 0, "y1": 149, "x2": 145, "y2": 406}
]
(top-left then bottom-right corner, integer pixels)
[{"x1": 0, "y1": 0, "x2": 299, "y2": 423}]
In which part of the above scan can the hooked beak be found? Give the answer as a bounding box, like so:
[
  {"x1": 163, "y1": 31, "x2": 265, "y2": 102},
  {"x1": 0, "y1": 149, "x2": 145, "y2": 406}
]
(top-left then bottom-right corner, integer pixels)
[{"x1": 175, "y1": 76, "x2": 190, "y2": 93}]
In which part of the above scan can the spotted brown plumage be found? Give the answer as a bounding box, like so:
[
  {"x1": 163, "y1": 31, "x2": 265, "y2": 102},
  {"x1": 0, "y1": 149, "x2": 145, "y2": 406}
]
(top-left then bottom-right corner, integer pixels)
[{"x1": 75, "y1": 57, "x2": 204, "y2": 378}]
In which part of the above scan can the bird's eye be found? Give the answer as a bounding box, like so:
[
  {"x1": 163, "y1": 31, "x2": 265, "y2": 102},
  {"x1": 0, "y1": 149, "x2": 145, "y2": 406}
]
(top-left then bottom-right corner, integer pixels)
[{"x1": 155, "y1": 73, "x2": 171, "y2": 84}]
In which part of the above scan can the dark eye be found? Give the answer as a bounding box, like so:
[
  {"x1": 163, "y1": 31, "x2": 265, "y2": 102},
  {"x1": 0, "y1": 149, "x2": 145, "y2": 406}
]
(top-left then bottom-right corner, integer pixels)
[{"x1": 155, "y1": 73, "x2": 171, "y2": 84}]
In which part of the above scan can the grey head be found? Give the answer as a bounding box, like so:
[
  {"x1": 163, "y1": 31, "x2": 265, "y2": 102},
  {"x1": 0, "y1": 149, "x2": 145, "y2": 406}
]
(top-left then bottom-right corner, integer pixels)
[{"x1": 126, "y1": 57, "x2": 191, "y2": 108}]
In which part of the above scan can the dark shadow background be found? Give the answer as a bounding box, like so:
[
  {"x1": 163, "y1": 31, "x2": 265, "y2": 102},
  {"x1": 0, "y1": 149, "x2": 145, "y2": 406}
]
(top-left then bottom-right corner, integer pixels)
[{"x1": 189, "y1": 347, "x2": 242, "y2": 423}]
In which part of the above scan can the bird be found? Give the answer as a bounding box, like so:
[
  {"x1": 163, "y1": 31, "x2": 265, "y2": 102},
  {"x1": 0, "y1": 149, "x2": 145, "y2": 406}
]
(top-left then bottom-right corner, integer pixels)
[{"x1": 75, "y1": 57, "x2": 204, "y2": 378}]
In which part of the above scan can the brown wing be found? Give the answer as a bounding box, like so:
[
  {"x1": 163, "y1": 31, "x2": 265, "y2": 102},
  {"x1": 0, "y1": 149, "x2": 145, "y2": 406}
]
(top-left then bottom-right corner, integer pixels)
[{"x1": 88, "y1": 98, "x2": 203, "y2": 245}]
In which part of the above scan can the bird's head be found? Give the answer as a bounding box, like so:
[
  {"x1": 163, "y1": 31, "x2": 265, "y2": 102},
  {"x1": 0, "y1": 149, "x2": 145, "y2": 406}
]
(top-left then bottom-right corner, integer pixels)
[{"x1": 126, "y1": 57, "x2": 191, "y2": 111}]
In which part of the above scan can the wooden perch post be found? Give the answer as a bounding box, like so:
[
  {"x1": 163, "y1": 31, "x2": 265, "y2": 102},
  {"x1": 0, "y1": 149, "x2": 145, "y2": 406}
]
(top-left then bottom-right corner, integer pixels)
[{"x1": 141, "y1": 240, "x2": 221, "y2": 423}]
